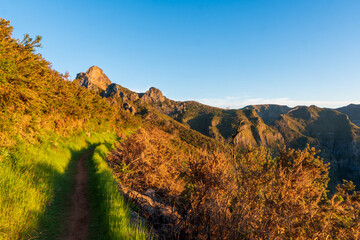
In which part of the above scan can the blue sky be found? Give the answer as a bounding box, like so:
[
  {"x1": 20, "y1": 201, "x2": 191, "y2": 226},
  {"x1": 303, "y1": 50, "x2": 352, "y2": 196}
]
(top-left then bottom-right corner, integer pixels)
[{"x1": 2, "y1": 0, "x2": 359, "y2": 108}]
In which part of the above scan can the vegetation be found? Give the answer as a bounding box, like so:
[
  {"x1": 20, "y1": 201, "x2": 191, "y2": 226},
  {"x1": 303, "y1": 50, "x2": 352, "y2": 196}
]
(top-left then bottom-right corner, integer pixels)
[
  {"x1": 0, "y1": 18, "x2": 135, "y2": 147},
  {"x1": 87, "y1": 142, "x2": 151, "y2": 239},
  {"x1": 0, "y1": 131, "x2": 114, "y2": 239},
  {"x1": 1, "y1": 16, "x2": 360, "y2": 240},
  {"x1": 0, "y1": 18, "x2": 147, "y2": 239},
  {"x1": 109, "y1": 126, "x2": 360, "y2": 239}
]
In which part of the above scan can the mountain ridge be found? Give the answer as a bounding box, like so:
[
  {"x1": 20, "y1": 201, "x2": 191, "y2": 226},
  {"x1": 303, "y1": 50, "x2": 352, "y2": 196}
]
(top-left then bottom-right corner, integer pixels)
[
  {"x1": 3, "y1": 17, "x2": 359, "y2": 240},
  {"x1": 73, "y1": 66, "x2": 360, "y2": 190}
]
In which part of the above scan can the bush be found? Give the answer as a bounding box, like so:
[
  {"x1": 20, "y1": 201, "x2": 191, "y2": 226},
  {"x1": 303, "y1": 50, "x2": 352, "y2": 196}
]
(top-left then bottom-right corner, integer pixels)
[{"x1": 109, "y1": 126, "x2": 360, "y2": 240}]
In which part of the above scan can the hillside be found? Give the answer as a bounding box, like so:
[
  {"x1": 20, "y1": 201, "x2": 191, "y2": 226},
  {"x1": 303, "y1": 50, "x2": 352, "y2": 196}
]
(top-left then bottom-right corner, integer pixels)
[
  {"x1": 75, "y1": 70, "x2": 285, "y2": 149},
  {"x1": 273, "y1": 105, "x2": 360, "y2": 189},
  {"x1": 75, "y1": 66, "x2": 360, "y2": 238},
  {"x1": 244, "y1": 104, "x2": 292, "y2": 125},
  {"x1": 74, "y1": 67, "x2": 360, "y2": 191},
  {"x1": 337, "y1": 104, "x2": 360, "y2": 127},
  {"x1": 0, "y1": 18, "x2": 148, "y2": 239},
  {"x1": 1, "y1": 17, "x2": 360, "y2": 240}
]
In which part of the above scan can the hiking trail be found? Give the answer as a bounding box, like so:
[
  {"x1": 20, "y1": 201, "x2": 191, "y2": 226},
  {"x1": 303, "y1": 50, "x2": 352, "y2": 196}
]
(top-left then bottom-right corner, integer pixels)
[{"x1": 62, "y1": 151, "x2": 92, "y2": 240}]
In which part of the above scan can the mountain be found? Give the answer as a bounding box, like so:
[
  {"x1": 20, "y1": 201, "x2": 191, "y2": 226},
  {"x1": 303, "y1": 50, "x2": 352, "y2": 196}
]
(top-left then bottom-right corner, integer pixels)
[
  {"x1": 74, "y1": 66, "x2": 360, "y2": 191},
  {"x1": 73, "y1": 66, "x2": 112, "y2": 94},
  {"x1": 243, "y1": 104, "x2": 291, "y2": 125},
  {"x1": 75, "y1": 70, "x2": 285, "y2": 149},
  {"x1": 74, "y1": 69, "x2": 222, "y2": 150},
  {"x1": 336, "y1": 104, "x2": 360, "y2": 127},
  {"x1": 74, "y1": 67, "x2": 360, "y2": 238},
  {"x1": 273, "y1": 105, "x2": 360, "y2": 188},
  {"x1": 4, "y1": 18, "x2": 359, "y2": 240},
  {"x1": 242, "y1": 105, "x2": 360, "y2": 189}
]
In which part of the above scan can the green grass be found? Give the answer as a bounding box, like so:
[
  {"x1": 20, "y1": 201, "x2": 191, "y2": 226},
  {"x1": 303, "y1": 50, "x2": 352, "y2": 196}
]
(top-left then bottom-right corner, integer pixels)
[
  {"x1": 0, "y1": 130, "x2": 116, "y2": 240},
  {"x1": 87, "y1": 143, "x2": 152, "y2": 240}
]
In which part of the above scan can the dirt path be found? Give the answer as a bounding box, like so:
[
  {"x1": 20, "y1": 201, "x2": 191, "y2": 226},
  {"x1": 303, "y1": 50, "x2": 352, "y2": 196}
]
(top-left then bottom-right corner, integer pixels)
[{"x1": 62, "y1": 151, "x2": 92, "y2": 240}]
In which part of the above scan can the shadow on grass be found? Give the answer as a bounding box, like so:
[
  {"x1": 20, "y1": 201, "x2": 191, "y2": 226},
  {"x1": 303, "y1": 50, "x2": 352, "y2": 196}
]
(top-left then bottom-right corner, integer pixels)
[
  {"x1": 86, "y1": 142, "x2": 147, "y2": 240},
  {"x1": 32, "y1": 143, "x2": 99, "y2": 240}
]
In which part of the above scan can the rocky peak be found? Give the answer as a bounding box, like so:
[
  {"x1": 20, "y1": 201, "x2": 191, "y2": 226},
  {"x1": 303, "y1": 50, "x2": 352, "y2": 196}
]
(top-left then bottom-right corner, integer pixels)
[
  {"x1": 74, "y1": 66, "x2": 112, "y2": 92},
  {"x1": 141, "y1": 87, "x2": 166, "y2": 104}
]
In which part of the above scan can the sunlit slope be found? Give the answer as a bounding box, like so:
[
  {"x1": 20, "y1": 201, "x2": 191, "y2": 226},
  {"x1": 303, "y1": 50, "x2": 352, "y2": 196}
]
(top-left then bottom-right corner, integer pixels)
[
  {"x1": 0, "y1": 19, "x2": 126, "y2": 148},
  {"x1": 0, "y1": 18, "x2": 144, "y2": 239}
]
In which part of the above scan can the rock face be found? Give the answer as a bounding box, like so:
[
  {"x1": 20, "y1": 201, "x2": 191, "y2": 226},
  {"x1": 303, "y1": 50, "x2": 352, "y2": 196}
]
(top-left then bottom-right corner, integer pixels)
[
  {"x1": 104, "y1": 83, "x2": 138, "y2": 114},
  {"x1": 73, "y1": 66, "x2": 112, "y2": 94},
  {"x1": 74, "y1": 66, "x2": 140, "y2": 114},
  {"x1": 105, "y1": 83, "x2": 139, "y2": 102},
  {"x1": 140, "y1": 87, "x2": 166, "y2": 104}
]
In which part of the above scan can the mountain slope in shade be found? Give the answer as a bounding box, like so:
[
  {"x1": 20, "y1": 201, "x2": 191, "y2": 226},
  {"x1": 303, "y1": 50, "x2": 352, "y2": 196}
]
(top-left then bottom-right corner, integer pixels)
[
  {"x1": 273, "y1": 105, "x2": 360, "y2": 189},
  {"x1": 336, "y1": 104, "x2": 360, "y2": 127}
]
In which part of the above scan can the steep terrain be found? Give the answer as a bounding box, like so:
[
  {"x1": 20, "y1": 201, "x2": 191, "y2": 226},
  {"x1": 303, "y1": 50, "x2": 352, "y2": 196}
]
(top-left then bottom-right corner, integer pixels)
[
  {"x1": 0, "y1": 18, "x2": 147, "y2": 239},
  {"x1": 74, "y1": 70, "x2": 285, "y2": 149},
  {"x1": 73, "y1": 70, "x2": 358, "y2": 238},
  {"x1": 1, "y1": 16, "x2": 359, "y2": 240},
  {"x1": 337, "y1": 104, "x2": 360, "y2": 127},
  {"x1": 74, "y1": 67, "x2": 360, "y2": 190},
  {"x1": 273, "y1": 106, "x2": 360, "y2": 188},
  {"x1": 244, "y1": 104, "x2": 291, "y2": 125},
  {"x1": 73, "y1": 66, "x2": 112, "y2": 95}
]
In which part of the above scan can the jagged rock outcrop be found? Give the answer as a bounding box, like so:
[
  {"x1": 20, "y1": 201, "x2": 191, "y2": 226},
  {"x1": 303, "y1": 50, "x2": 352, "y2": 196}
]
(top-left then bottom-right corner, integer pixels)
[
  {"x1": 103, "y1": 83, "x2": 138, "y2": 114},
  {"x1": 122, "y1": 102, "x2": 136, "y2": 114},
  {"x1": 104, "y1": 83, "x2": 139, "y2": 102},
  {"x1": 74, "y1": 66, "x2": 139, "y2": 114},
  {"x1": 140, "y1": 87, "x2": 166, "y2": 104},
  {"x1": 73, "y1": 66, "x2": 112, "y2": 94}
]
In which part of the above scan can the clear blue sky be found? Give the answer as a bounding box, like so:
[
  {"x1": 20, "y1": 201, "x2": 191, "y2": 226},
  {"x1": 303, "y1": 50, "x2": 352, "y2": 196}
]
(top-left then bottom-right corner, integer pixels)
[{"x1": 2, "y1": 0, "x2": 360, "y2": 108}]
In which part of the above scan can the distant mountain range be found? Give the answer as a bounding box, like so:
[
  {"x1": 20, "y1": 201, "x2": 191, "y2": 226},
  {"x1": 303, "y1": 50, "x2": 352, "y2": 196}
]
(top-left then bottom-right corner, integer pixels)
[{"x1": 74, "y1": 66, "x2": 360, "y2": 190}]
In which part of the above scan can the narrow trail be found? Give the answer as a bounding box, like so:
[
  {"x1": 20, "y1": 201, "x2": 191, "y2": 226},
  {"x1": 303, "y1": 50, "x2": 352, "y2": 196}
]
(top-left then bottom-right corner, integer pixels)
[{"x1": 62, "y1": 151, "x2": 93, "y2": 240}]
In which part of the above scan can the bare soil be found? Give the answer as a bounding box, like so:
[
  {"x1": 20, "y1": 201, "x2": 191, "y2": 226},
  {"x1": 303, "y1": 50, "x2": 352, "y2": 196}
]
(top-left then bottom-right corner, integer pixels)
[{"x1": 62, "y1": 151, "x2": 92, "y2": 240}]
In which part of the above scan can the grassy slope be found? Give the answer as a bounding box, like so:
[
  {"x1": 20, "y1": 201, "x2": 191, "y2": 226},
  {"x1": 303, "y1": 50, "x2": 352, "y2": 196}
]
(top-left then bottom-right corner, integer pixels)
[
  {"x1": 0, "y1": 18, "x2": 149, "y2": 239},
  {"x1": 0, "y1": 131, "x2": 115, "y2": 239},
  {"x1": 87, "y1": 142, "x2": 151, "y2": 240}
]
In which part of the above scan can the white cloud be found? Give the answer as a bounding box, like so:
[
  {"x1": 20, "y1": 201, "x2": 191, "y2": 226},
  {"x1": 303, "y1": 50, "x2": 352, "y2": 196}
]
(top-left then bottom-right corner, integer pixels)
[{"x1": 193, "y1": 97, "x2": 355, "y2": 109}]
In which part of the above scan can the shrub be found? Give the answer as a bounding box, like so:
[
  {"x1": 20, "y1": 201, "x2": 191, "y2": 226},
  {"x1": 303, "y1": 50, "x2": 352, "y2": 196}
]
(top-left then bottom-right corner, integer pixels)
[{"x1": 109, "y1": 126, "x2": 360, "y2": 239}]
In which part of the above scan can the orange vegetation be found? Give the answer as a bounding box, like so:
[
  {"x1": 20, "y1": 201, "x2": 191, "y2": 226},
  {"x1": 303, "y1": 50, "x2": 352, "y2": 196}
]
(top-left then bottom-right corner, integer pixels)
[{"x1": 108, "y1": 126, "x2": 360, "y2": 239}]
